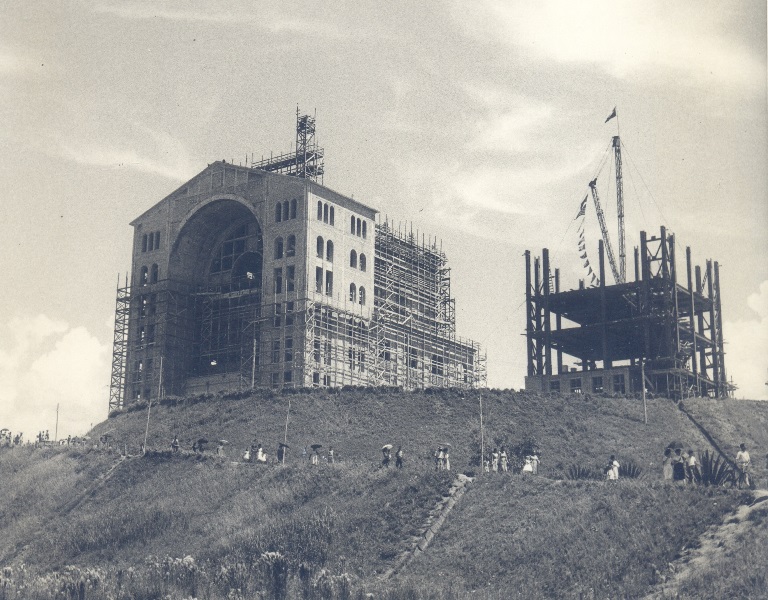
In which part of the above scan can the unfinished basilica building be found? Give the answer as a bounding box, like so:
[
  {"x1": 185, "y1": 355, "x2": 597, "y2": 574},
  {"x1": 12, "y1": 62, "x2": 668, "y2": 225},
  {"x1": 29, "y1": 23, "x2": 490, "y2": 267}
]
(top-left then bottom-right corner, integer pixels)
[{"x1": 109, "y1": 115, "x2": 485, "y2": 410}]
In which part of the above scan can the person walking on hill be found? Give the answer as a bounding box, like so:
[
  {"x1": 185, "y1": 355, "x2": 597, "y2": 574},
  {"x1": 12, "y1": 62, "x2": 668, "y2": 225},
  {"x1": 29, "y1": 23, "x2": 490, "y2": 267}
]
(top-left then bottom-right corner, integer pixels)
[
  {"x1": 662, "y1": 447, "x2": 673, "y2": 480},
  {"x1": 328, "y1": 446, "x2": 335, "y2": 464},
  {"x1": 491, "y1": 448, "x2": 499, "y2": 473},
  {"x1": 171, "y1": 436, "x2": 180, "y2": 453},
  {"x1": 531, "y1": 451, "x2": 540, "y2": 475},
  {"x1": 522, "y1": 456, "x2": 533, "y2": 473},
  {"x1": 499, "y1": 447, "x2": 509, "y2": 473},
  {"x1": 443, "y1": 447, "x2": 451, "y2": 471},
  {"x1": 395, "y1": 446, "x2": 403, "y2": 469},
  {"x1": 736, "y1": 443, "x2": 751, "y2": 489},
  {"x1": 311, "y1": 448, "x2": 320, "y2": 465},
  {"x1": 686, "y1": 449, "x2": 700, "y2": 484},
  {"x1": 672, "y1": 448, "x2": 686, "y2": 482},
  {"x1": 606, "y1": 455, "x2": 620, "y2": 480},
  {"x1": 382, "y1": 445, "x2": 392, "y2": 468}
]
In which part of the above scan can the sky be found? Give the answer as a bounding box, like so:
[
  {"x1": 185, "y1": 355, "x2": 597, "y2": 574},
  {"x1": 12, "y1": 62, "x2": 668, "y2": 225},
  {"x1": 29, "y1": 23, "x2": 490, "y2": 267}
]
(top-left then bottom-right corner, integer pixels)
[{"x1": 1, "y1": 0, "x2": 766, "y2": 438}]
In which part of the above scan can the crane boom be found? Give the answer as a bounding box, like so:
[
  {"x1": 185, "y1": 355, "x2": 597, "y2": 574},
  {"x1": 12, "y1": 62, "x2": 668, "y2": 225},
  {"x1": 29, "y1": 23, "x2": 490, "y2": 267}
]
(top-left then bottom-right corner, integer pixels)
[
  {"x1": 613, "y1": 136, "x2": 626, "y2": 283},
  {"x1": 588, "y1": 178, "x2": 621, "y2": 284}
]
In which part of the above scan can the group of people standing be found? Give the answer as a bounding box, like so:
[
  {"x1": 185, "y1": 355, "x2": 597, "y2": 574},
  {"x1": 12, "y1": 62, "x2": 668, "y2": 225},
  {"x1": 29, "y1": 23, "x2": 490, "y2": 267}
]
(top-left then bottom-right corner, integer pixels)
[
  {"x1": 432, "y1": 446, "x2": 450, "y2": 471},
  {"x1": 483, "y1": 447, "x2": 540, "y2": 474},
  {"x1": 382, "y1": 445, "x2": 404, "y2": 468},
  {"x1": 662, "y1": 447, "x2": 700, "y2": 483}
]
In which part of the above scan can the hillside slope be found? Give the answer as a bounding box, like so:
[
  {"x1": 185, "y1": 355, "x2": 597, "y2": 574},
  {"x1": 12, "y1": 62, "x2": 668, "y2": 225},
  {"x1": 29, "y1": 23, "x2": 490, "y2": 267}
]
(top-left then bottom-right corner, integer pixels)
[{"x1": 0, "y1": 389, "x2": 763, "y2": 599}]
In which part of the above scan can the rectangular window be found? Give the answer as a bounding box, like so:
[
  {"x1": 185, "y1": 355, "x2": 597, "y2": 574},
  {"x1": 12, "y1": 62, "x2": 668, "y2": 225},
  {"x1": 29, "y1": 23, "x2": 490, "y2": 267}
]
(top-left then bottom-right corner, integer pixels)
[
  {"x1": 313, "y1": 372, "x2": 320, "y2": 385},
  {"x1": 148, "y1": 233, "x2": 154, "y2": 251},
  {"x1": 271, "y1": 340, "x2": 281, "y2": 364},
  {"x1": 284, "y1": 370, "x2": 293, "y2": 383},
  {"x1": 570, "y1": 378, "x2": 583, "y2": 393},
  {"x1": 322, "y1": 374, "x2": 331, "y2": 387},
  {"x1": 284, "y1": 338, "x2": 293, "y2": 362},
  {"x1": 549, "y1": 380, "x2": 561, "y2": 392},
  {"x1": 286, "y1": 265, "x2": 295, "y2": 292},
  {"x1": 592, "y1": 376, "x2": 604, "y2": 393},
  {"x1": 613, "y1": 374, "x2": 626, "y2": 394},
  {"x1": 274, "y1": 267, "x2": 283, "y2": 294},
  {"x1": 273, "y1": 303, "x2": 282, "y2": 328},
  {"x1": 154, "y1": 231, "x2": 161, "y2": 250},
  {"x1": 285, "y1": 301, "x2": 294, "y2": 326},
  {"x1": 141, "y1": 234, "x2": 148, "y2": 253},
  {"x1": 314, "y1": 340, "x2": 321, "y2": 363},
  {"x1": 316, "y1": 267, "x2": 323, "y2": 293},
  {"x1": 324, "y1": 341, "x2": 332, "y2": 366},
  {"x1": 325, "y1": 271, "x2": 333, "y2": 296},
  {"x1": 270, "y1": 372, "x2": 280, "y2": 388}
]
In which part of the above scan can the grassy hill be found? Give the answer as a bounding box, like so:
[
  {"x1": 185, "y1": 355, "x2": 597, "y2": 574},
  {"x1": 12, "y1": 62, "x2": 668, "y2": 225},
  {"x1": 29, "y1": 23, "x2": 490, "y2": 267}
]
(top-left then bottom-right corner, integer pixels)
[{"x1": 0, "y1": 388, "x2": 765, "y2": 599}]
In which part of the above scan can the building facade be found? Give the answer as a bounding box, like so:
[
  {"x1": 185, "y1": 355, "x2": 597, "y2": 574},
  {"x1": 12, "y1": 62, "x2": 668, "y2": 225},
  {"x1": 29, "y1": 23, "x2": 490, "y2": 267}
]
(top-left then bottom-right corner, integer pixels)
[{"x1": 109, "y1": 162, "x2": 485, "y2": 409}]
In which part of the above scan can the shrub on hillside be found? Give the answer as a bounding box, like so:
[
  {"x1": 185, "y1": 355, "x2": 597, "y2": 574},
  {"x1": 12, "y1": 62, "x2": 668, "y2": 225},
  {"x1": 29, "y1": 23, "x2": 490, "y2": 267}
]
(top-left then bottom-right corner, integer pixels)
[
  {"x1": 619, "y1": 460, "x2": 643, "y2": 479},
  {"x1": 700, "y1": 450, "x2": 736, "y2": 487},
  {"x1": 566, "y1": 464, "x2": 597, "y2": 480}
]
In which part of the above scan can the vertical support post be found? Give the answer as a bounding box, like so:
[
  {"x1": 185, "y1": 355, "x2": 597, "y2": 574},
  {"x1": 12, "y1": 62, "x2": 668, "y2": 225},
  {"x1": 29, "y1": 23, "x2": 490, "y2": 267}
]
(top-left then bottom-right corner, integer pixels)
[
  {"x1": 640, "y1": 231, "x2": 651, "y2": 381},
  {"x1": 686, "y1": 247, "x2": 698, "y2": 389},
  {"x1": 479, "y1": 394, "x2": 484, "y2": 473},
  {"x1": 670, "y1": 234, "x2": 680, "y2": 355},
  {"x1": 634, "y1": 247, "x2": 640, "y2": 282},
  {"x1": 543, "y1": 248, "x2": 552, "y2": 377},
  {"x1": 525, "y1": 251, "x2": 535, "y2": 377},
  {"x1": 695, "y1": 265, "x2": 707, "y2": 380},
  {"x1": 534, "y1": 257, "x2": 543, "y2": 377},
  {"x1": 714, "y1": 262, "x2": 726, "y2": 397},
  {"x1": 706, "y1": 260, "x2": 720, "y2": 396},
  {"x1": 251, "y1": 337, "x2": 257, "y2": 389},
  {"x1": 641, "y1": 359, "x2": 647, "y2": 425},
  {"x1": 555, "y1": 269, "x2": 563, "y2": 375},
  {"x1": 55, "y1": 403, "x2": 59, "y2": 442},
  {"x1": 599, "y1": 240, "x2": 610, "y2": 369},
  {"x1": 660, "y1": 226, "x2": 669, "y2": 279}
]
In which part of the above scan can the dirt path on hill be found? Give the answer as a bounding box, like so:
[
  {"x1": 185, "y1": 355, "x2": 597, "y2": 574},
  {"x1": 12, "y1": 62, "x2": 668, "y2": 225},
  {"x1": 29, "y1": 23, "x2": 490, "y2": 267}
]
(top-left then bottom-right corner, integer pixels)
[{"x1": 644, "y1": 489, "x2": 768, "y2": 599}]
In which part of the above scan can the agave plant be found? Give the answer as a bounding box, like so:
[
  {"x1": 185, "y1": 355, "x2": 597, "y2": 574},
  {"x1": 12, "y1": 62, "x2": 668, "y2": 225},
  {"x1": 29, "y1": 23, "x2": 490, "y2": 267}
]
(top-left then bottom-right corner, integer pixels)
[
  {"x1": 618, "y1": 460, "x2": 643, "y2": 479},
  {"x1": 699, "y1": 450, "x2": 735, "y2": 487},
  {"x1": 566, "y1": 464, "x2": 595, "y2": 480}
]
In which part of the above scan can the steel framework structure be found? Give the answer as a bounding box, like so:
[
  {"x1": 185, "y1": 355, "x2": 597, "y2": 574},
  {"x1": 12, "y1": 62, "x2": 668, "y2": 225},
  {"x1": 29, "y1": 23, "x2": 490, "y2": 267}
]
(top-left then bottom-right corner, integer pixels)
[{"x1": 524, "y1": 226, "x2": 731, "y2": 399}]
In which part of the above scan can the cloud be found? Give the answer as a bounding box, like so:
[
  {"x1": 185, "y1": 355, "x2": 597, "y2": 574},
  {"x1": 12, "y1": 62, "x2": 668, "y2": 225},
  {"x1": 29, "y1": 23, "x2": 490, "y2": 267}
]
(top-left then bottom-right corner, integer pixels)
[
  {"x1": 93, "y1": 2, "x2": 342, "y2": 36},
  {"x1": 0, "y1": 315, "x2": 110, "y2": 438},
  {"x1": 725, "y1": 280, "x2": 768, "y2": 400},
  {"x1": 60, "y1": 126, "x2": 195, "y2": 181},
  {"x1": 454, "y1": 0, "x2": 764, "y2": 87},
  {"x1": 464, "y1": 92, "x2": 553, "y2": 153}
]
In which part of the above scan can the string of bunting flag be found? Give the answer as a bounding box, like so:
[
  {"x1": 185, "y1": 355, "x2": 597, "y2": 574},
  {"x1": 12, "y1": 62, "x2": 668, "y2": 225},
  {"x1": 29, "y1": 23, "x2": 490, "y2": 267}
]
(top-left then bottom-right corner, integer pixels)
[{"x1": 574, "y1": 194, "x2": 600, "y2": 287}]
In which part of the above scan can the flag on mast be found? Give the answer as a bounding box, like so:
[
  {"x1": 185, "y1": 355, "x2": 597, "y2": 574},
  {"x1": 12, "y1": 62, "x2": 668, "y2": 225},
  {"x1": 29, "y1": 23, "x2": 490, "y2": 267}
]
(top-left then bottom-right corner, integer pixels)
[
  {"x1": 575, "y1": 195, "x2": 588, "y2": 219},
  {"x1": 605, "y1": 107, "x2": 617, "y2": 123}
]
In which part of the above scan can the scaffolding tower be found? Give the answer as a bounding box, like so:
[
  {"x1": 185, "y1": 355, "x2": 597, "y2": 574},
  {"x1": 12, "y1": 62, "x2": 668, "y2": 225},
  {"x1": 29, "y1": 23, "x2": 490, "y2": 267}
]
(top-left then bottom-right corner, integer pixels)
[
  {"x1": 249, "y1": 108, "x2": 324, "y2": 183},
  {"x1": 108, "y1": 275, "x2": 130, "y2": 411}
]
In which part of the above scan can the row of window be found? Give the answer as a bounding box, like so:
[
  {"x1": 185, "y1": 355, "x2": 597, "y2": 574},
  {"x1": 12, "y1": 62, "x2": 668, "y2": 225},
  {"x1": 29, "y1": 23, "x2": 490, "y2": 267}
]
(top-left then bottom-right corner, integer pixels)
[
  {"x1": 317, "y1": 201, "x2": 335, "y2": 225},
  {"x1": 349, "y1": 249, "x2": 367, "y2": 271},
  {"x1": 271, "y1": 338, "x2": 294, "y2": 364},
  {"x1": 317, "y1": 237, "x2": 334, "y2": 261},
  {"x1": 140, "y1": 264, "x2": 159, "y2": 286},
  {"x1": 350, "y1": 216, "x2": 367, "y2": 238},
  {"x1": 141, "y1": 231, "x2": 161, "y2": 253},
  {"x1": 315, "y1": 268, "x2": 334, "y2": 296},
  {"x1": 212, "y1": 224, "x2": 249, "y2": 274},
  {"x1": 349, "y1": 283, "x2": 367, "y2": 305},
  {"x1": 273, "y1": 301, "x2": 295, "y2": 328},
  {"x1": 550, "y1": 374, "x2": 626, "y2": 394},
  {"x1": 275, "y1": 199, "x2": 298, "y2": 222},
  {"x1": 273, "y1": 266, "x2": 296, "y2": 294},
  {"x1": 274, "y1": 235, "x2": 296, "y2": 259}
]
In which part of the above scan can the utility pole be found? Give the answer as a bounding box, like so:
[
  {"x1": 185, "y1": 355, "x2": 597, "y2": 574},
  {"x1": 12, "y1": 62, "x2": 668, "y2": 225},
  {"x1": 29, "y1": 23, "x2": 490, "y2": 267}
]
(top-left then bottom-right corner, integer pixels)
[
  {"x1": 479, "y1": 394, "x2": 484, "y2": 473},
  {"x1": 55, "y1": 403, "x2": 59, "y2": 442},
  {"x1": 283, "y1": 398, "x2": 291, "y2": 464},
  {"x1": 641, "y1": 359, "x2": 648, "y2": 425}
]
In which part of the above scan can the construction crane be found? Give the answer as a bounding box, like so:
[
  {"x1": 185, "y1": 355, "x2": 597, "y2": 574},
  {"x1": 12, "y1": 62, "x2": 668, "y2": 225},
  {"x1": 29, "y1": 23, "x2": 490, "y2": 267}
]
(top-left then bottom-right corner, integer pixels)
[
  {"x1": 587, "y1": 135, "x2": 626, "y2": 284},
  {"x1": 613, "y1": 135, "x2": 626, "y2": 283},
  {"x1": 588, "y1": 177, "x2": 621, "y2": 284}
]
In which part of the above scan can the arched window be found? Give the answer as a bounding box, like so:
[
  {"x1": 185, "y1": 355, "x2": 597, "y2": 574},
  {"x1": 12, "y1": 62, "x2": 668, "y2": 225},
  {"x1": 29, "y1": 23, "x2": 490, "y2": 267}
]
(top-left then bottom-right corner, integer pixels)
[
  {"x1": 276, "y1": 202, "x2": 282, "y2": 223},
  {"x1": 326, "y1": 240, "x2": 334, "y2": 262},
  {"x1": 350, "y1": 249, "x2": 357, "y2": 268},
  {"x1": 362, "y1": 221, "x2": 367, "y2": 239},
  {"x1": 316, "y1": 236, "x2": 324, "y2": 259},
  {"x1": 317, "y1": 200, "x2": 323, "y2": 220},
  {"x1": 140, "y1": 266, "x2": 148, "y2": 286},
  {"x1": 274, "y1": 237, "x2": 284, "y2": 259},
  {"x1": 349, "y1": 283, "x2": 357, "y2": 303},
  {"x1": 150, "y1": 264, "x2": 159, "y2": 284},
  {"x1": 282, "y1": 201, "x2": 289, "y2": 221},
  {"x1": 359, "y1": 286, "x2": 366, "y2": 306},
  {"x1": 329, "y1": 206, "x2": 335, "y2": 226},
  {"x1": 356, "y1": 218, "x2": 361, "y2": 237},
  {"x1": 286, "y1": 235, "x2": 296, "y2": 257},
  {"x1": 323, "y1": 203, "x2": 329, "y2": 223},
  {"x1": 359, "y1": 253, "x2": 366, "y2": 272},
  {"x1": 290, "y1": 199, "x2": 297, "y2": 219},
  {"x1": 351, "y1": 216, "x2": 356, "y2": 234}
]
